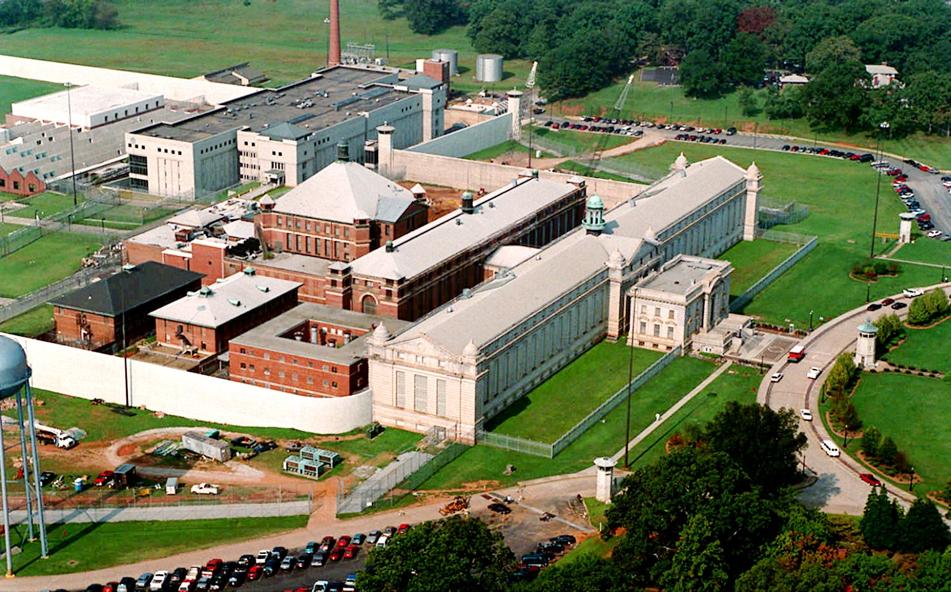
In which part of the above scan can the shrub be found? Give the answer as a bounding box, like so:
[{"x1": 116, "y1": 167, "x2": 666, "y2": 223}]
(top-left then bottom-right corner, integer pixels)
[
  {"x1": 861, "y1": 426, "x2": 882, "y2": 459},
  {"x1": 878, "y1": 436, "x2": 899, "y2": 467}
]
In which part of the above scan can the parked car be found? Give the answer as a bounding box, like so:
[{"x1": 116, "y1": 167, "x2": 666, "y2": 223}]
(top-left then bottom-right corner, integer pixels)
[
  {"x1": 800, "y1": 409, "x2": 813, "y2": 421},
  {"x1": 770, "y1": 372, "x2": 783, "y2": 383},
  {"x1": 270, "y1": 546, "x2": 288, "y2": 561},
  {"x1": 891, "y1": 302, "x2": 907, "y2": 310},
  {"x1": 488, "y1": 502, "x2": 512, "y2": 514},
  {"x1": 279, "y1": 556, "x2": 295, "y2": 572},
  {"x1": 190, "y1": 483, "x2": 219, "y2": 495},
  {"x1": 149, "y1": 571, "x2": 168, "y2": 591},
  {"x1": 236, "y1": 554, "x2": 255, "y2": 567},
  {"x1": 329, "y1": 547, "x2": 344, "y2": 562},
  {"x1": 553, "y1": 534, "x2": 577, "y2": 547},
  {"x1": 304, "y1": 540, "x2": 319, "y2": 554},
  {"x1": 335, "y1": 535, "x2": 352, "y2": 549},
  {"x1": 820, "y1": 439, "x2": 840, "y2": 457},
  {"x1": 168, "y1": 568, "x2": 188, "y2": 588},
  {"x1": 343, "y1": 544, "x2": 360, "y2": 560},
  {"x1": 295, "y1": 553, "x2": 312, "y2": 569},
  {"x1": 134, "y1": 573, "x2": 153, "y2": 592},
  {"x1": 311, "y1": 551, "x2": 328, "y2": 567},
  {"x1": 118, "y1": 577, "x2": 138, "y2": 592},
  {"x1": 806, "y1": 367, "x2": 822, "y2": 380},
  {"x1": 366, "y1": 530, "x2": 382, "y2": 544},
  {"x1": 860, "y1": 473, "x2": 883, "y2": 487},
  {"x1": 94, "y1": 470, "x2": 115, "y2": 487},
  {"x1": 397, "y1": 523, "x2": 410, "y2": 535},
  {"x1": 255, "y1": 550, "x2": 270, "y2": 565},
  {"x1": 351, "y1": 533, "x2": 366, "y2": 545}
]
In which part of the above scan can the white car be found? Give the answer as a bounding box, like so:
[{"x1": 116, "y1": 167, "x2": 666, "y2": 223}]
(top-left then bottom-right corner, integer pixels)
[
  {"x1": 150, "y1": 571, "x2": 168, "y2": 592},
  {"x1": 256, "y1": 549, "x2": 271, "y2": 565},
  {"x1": 800, "y1": 409, "x2": 813, "y2": 421},
  {"x1": 190, "y1": 482, "x2": 220, "y2": 495},
  {"x1": 903, "y1": 288, "x2": 924, "y2": 298},
  {"x1": 312, "y1": 582, "x2": 330, "y2": 592},
  {"x1": 770, "y1": 372, "x2": 784, "y2": 383},
  {"x1": 820, "y1": 439, "x2": 840, "y2": 457},
  {"x1": 807, "y1": 367, "x2": 822, "y2": 380},
  {"x1": 927, "y1": 230, "x2": 943, "y2": 238}
]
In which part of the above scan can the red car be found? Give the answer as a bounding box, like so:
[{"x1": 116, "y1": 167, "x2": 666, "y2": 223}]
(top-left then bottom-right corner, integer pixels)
[
  {"x1": 343, "y1": 544, "x2": 360, "y2": 560},
  {"x1": 94, "y1": 470, "x2": 115, "y2": 487},
  {"x1": 397, "y1": 523, "x2": 410, "y2": 535},
  {"x1": 881, "y1": 298, "x2": 895, "y2": 306},
  {"x1": 329, "y1": 547, "x2": 344, "y2": 562},
  {"x1": 860, "y1": 473, "x2": 883, "y2": 487},
  {"x1": 203, "y1": 558, "x2": 222, "y2": 577},
  {"x1": 335, "y1": 535, "x2": 351, "y2": 549},
  {"x1": 247, "y1": 566, "x2": 262, "y2": 581}
]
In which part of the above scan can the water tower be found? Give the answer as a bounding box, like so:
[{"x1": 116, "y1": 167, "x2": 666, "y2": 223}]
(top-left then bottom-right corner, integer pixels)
[{"x1": 0, "y1": 335, "x2": 49, "y2": 576}]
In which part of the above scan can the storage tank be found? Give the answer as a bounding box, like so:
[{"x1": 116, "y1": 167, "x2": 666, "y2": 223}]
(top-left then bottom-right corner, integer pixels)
[
  {"x1": 476, "y1": 54, "x2": 503, "y2": 82},
  {"x1": 0, "y1": 335, "x2": 30, "y2": 398},
  {"x1": 431, "y1": 49, "x2": 458, "y2": 76}
]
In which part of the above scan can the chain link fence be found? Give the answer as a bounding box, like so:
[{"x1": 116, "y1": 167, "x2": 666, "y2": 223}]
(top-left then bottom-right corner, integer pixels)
[
  {"x1": 476, "y1": 430, "x2": 554, "y2": 458},
  {"x1": 731, "y1": 232, "x2": 818, "y2": 312}
]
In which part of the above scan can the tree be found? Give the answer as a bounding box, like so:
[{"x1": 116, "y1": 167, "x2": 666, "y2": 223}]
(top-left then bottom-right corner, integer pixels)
[
  {"x1": 907, "y1": 294, "x2": 931, "y2": 325},
  {"x1": 907, "y1": 288, "x2": 950, "y2": 326},
  {"x1": 403, "y1": 0, "x2": 466, "y2": 35},
  {"x1": 470, "y1": 3, "x2": 530, "y2": 58},
  {"x1": 662, "y1": 514, "x2": 730, "y2": 592},
  {"x1": 877, "y1": 436, "x2": 899, "y2": 467},
  {"x1": 899, "y1": 499, "x2": 951, "y2": 553},
  {"x1": 723, "y1": 33, "x2": 769, "y2": 87},
  {"x1": 357, "y1": 516, "x2": 515, "y2": 592},
  {"x1": 378, "y1": 0, "x2": 405, "y2": 20},
  {"x1": 861, "y1": 426, "x2": 882, "y2": 460},
  {"x1": 902, "y1": 70, "x2": 951, "y2": 135},
  {"x1": 805, "y1": 36, "x2": 861, "y2": 75},
  {"x1": 873, "y1": 314, "x2": 903, "y2": 352},
  {"x1": 737, "y1": 6, "x2": 776, "y2": 38},
  {"x1": 703, "y1": 402, "x2": 807, "y2": 495},
  {"x1": 737, "y1": 86, "x2": 759, "y2": 116},
  {"x1": 764, "y1": 85, "x2": 805, "y2": 120},
  {"x1": 522, "y1": 554, "x2": 626, "y2": 592},
  {"x1": 860, "y1": 487, "x2": 902, "y2": 550},
  {"x1": 824, "y1": 353, "x2": 857, "y2": 397},
  {"x1": 680, "y1": 49, "x2": 728, "y2": 99},
  {"x1": 802, "y1": 60, "x2": 870, "y2": 131}
]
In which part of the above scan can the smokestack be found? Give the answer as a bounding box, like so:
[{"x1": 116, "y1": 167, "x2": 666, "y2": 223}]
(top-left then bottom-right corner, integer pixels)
[{"x1": 328, "y1": 0, "x2": 341, "y2": 67}]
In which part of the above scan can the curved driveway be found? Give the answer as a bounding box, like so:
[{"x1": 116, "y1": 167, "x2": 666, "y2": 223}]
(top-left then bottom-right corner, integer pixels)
[{"x1": 757, "y1": 283, "x2": 951, "y2": 515}]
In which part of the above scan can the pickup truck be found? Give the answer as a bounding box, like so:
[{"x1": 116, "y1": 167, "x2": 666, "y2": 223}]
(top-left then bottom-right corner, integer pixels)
[{"x1": 190, "y1": 483, "x2": 220, "y2": 495}]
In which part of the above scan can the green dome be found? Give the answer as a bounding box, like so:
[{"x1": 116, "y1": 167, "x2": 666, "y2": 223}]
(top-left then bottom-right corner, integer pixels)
[
  {"x1": 586, "y1": 194, "x2": 604, "y2": 210},
  {"x1": 858, "y1": 319, "x2": 878, "y2": 334}
]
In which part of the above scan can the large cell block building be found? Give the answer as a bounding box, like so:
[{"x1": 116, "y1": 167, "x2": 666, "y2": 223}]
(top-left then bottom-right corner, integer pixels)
[
  {"x1": 125, "y1": 66, "x2": 446, "y2": 199},
  {"x1": 367, "y1": 155, "x2": 762, "y2": 439}
]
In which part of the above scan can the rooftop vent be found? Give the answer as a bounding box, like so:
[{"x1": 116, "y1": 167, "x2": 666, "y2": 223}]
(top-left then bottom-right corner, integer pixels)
[
  {"x1": 199, "y1": 287, "x2": 213, "y2": 297},
  {"x1": 228, "y1": 298, "x2": 241, "y2": 307},
  {"x1": 461, "y1": 191, "x2": 475, "y2": 214},
  {"x1": 461, "y1": 288, "x2": 472, "y2": 299},
  {"x1": 256, "y1": 285, "x2": 270, "y2": 293},
  {"x1": 243, "y1": 266, "x2": 256, "y2": 276},
  {"x1": 385, "y1": 240, "x2": 395, "y2": 253},
  {"x1": 455, "y1": 218, "x2": 463, "y2": 225},
  {"x1": 121, "y1": 263, "x2": 136, "y2": 272}
]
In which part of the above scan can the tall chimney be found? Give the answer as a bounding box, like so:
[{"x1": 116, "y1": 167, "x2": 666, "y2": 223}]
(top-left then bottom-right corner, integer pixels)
[{"x1": 328, "y1": 0, "x2": 341, "y2": 67}]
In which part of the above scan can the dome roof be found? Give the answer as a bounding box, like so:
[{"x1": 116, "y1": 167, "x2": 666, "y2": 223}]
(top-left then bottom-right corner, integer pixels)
[
  {"x1": 463, "y1": 339, "x2": 479, "y2": 358},
  {"x1": 372, "y1": 322, "x2": 391, "y2": 342},
  {"x1": 0, "y1": 335, "x2": 29, "y2": 398},
  {"x1": 608, "y1": 248, "x2": 626, "y2": 268},
  {"x1": 673, "y1": 152, "x2": 688, "y2": 171},
  {"x1": 858, "y1": 319, "x2": 878, "y2": 334},
  {"x1": 586, "y1": 194, "x2": 604, "y2": 210},
  {"x1": 746, "y1": 161, "x2": 760, "y2": 179}
]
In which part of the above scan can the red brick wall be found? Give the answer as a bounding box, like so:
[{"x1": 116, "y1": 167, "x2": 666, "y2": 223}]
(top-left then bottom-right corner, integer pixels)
[
  {"x1": 0, "y1": 167, "x2": 45, "y2": 197},
  {"x1": 124, "y1": 241, "x2": 166, "y2": 266},
  {"x1": 53, "y1": 308, "x2": 116, "y2": 349},
  {"x1": 228, "y1": 344, "x2": 365, "y2": 397}
]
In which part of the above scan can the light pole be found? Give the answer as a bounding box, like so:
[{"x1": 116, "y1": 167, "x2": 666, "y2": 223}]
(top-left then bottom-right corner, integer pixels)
[
  {"x1": 908, "y1": 466, "x2": 915, "y2": 492},
  {"x1": 65, "y1": 82, "x2": 79, "y2": 206},
  {"x1": 668, "y1": 100, "x2": 673, "y2": 124},
  {"x1": 868, "y1": 121, "x2": 890, "y2": 259},
  {"x1": 808, "y1": 310, "x2": 814, "y2": 332}
]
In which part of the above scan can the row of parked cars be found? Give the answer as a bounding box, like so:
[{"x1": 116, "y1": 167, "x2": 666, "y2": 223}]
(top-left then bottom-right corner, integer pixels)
[
  {"x1": 782, "y1": 145, "x2": 876, "y2": 162},
  {"x1": 544, "y1": 119, "x2": 645, "y2": 137},
  {"x1": 74, "y1": 524, "x2": 414, "y2": 592},
  {"x1": 876, "y1": 161, "x2": 946, "y2": 238},
  {"x1": 511, "y1": 534, "x2": 578, "y2": 583},
  {"x1": 674, "y1": 133, "x2": 727, "y2": 144}
]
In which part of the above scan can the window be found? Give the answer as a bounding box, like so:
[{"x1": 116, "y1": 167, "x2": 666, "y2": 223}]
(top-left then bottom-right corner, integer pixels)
[
  {"x1": 653, "y1": 324, "x2": 661, "y2": 337},
  {"x1": 667, "y1": 326, "x2": 674, "y2": 339},
  {"x1": 654, "y1": 307, "x2": 661, "y2": 317},
  {"x1": 668, "y1": 309, "x2": 675, "y2": 320},
  {"x1": 413, "y1": 375, "x2": 428, "y2": 412},
  {"x1": 129, "y1": 154, "x2": 148, "y2": 175},
  {"x1": 640, "y1": 304, "x2": 646, "y2": 314},
  {"x1": 395, "y1": 371, "x2": 406, "y2": 407},
  {"x1": 436, "y1": 379, "x2": 447, "y2": 416},
  {"x1": 639, "y1": 321, "x2": 647, "y2": 334}
]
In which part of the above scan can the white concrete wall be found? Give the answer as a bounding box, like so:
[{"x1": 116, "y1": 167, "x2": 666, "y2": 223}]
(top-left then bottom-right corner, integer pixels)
[
  {"x1": 407, "y1": 113, "x2": 512, "y2": 158},
  {"x1": 4, "y1": 334, "x2": 372, "y2": 434},
  {"x1": 0, "y1": 55, "x2": 258, "y2": 105}
]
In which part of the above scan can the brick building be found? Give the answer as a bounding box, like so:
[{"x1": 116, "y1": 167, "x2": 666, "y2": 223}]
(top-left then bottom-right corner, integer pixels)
[
  {"x1": 256, "y1": 147, "x2": 428, "y2": 263},
  {"x1": 50, "y1": 262, "x2": 203, "y2": 350},
  {"x1": 229, "y1": 304, "x2": 409, "y2": 397},
  {"x1": 149, "y1": 269, "x2": 300, "y2": 355},
  {"x1": 0, "y1": 165, "x2": 45, "y2": 197}
]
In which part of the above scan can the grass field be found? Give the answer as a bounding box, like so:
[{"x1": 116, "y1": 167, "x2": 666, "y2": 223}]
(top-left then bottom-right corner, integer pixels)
[
  {"x1": 464, "y1": 140, "x2": 549, "y2": 162},
  {"x1": 78, "y1": 204, "x2": 179, "y2": 229},
  {"x1": 552, "y1": 75, "x2": 951, "y2": 170},
  {"x1": 604, "y1": 142, "x2": 938, "y2": 327},
  {"x1": 5, "y1": 515, "x2": 307, "y2": 576},
  {"x1": 0, "y1": 232, "x2": 103, "y2": 298},
  {"x1": 0, "y1": 0, "x2": 530, "y2": 91},
  {"x1": 718, "y1": 239, "x2": 799, "y2": 297},
  {"x1": 418, "y1": 356, "x2": 717, "y2": 490},
  {"x1": 850, "y1": 372, "x2": 951, "y2": 497},
  {"x1": 555, "y1": 161, "x2": 634, "y2": 182},
  {"x1": 884, "y1": 318, "x2": 951, "y2": 373},
  {"x1": 530, "y1": 126, "x2": 634, "y2": 156},
  {"x1": 0, "y1": 222, "x2": 20, "y2": 236},
  {"x1": 0, "y1": 304, "x2": 54, "y2": 337},
  {"x1": 486, "y1": 342, "x2": 663, "y2": 442},
  {"x1": 0, "y1": 75, "x2": 61, "y2": 116},
  {"x1": 894, "y1": 239, "x2": 951, "y2": 267},
  {"x1": 10, "y1": 192, "x2": 83, "y2": 220}
]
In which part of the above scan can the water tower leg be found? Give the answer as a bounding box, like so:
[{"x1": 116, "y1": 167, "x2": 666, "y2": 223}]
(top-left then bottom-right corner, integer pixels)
[
  {"x1": 0, "y1": 423, "x2": 14, "y2": 577},
  {"x1": 14, "y1": 391, "x2": 34, "y2": 542},
  {"x1": 23, "y1": 386, "x2": 48, "y2": 558}
]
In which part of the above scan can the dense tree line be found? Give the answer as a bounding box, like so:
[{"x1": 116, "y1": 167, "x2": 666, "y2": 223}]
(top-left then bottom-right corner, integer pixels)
[
  {"x1": 0, "y1": 0, "x2": 119, "y2": 30},
  {"x1": 357, "y1": 402, "x2": 950, "y2": 591},
  {"x1": 382, "y1": 0, "x2": 951, "y2": 136}
]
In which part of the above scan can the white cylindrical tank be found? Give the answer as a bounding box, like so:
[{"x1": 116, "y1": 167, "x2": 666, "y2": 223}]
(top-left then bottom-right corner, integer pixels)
[
  {"x1": 476, "y1": 54, "x2": 503, "y2": 82},
  {"x1": 431, "y1": 49, "x2": 458, "y2": 76},
  {"x1": 415, "y1": 58, "x2": 425, "y2": 73}
]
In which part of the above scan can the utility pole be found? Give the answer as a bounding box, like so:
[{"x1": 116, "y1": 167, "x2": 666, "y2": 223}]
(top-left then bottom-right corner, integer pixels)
[
  {"x1": 65, "y1": 82, "x2": 78, "y2": 206},
  {"x1": 868, "y1": 121, "x2": 890, "y2": 258},
  {"x1": 623, "y1": 332, "x2": 635, "y2": 468},
  {"x1": 586, "y1": 74, "x2": 634, "y2": 176},
  {"x1": 525, "y1": 61, "x2": 538, "y2": 168}
]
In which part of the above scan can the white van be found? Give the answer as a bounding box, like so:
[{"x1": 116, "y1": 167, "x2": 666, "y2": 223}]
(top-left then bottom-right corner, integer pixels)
[
  {"x1": 376, "y1": 534, "x2": 389, "y2": 549},
  {"x1": 820, "y1": 439, "x2": 840, "y2": 457}
]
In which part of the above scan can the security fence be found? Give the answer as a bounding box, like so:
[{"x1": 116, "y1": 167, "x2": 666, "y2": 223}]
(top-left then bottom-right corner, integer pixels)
[
  {"x1": 731, "y1": 232, "x2": 817, "y2": 312},
  {"x1": 477, "y1": 431, "x2": 554, "y2": 458}
]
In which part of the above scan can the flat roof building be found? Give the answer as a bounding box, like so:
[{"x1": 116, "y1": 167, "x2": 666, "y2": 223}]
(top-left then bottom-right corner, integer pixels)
[
  {"x1": 11, "y1": 85, "x2": 165, "y2": 129},
  {"x1": 50, "y1": 262, "x2": 203, "y2": 350},
  {"x1": 229, "y1": 303, "x2": 410, "y2": 398}
]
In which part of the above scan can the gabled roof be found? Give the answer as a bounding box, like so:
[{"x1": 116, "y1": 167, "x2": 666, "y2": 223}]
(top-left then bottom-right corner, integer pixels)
[
  {"x1": 273, "y1": 161, "x2": 416, "y2": 224},
  {"x1": 865, "y1": 64, "x2": 898, "y2": 75},
  {"x1": 260, "y1": 122, "x2": 310, "y2": 141},
  {"x1": 50, "y1": 262, "x2": 203, "y2": 317}
]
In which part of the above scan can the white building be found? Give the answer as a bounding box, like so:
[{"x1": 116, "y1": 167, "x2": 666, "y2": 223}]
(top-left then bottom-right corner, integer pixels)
[
  {"x1": 11, "y1": 85, "x2": 164, "y2": 129},
  {"x1": 367, "y1": 154, "x2": 761, "y2": 439},
  {"x1": 865, "y1": 64, "x2": 898, "y2": 88},
  {"x1": 628, "y1": 255, "x2": 732, "y2": 352}
]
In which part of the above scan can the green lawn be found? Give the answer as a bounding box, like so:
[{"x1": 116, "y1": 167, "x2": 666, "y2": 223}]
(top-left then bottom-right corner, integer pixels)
[
  {"x1": 605, "y1": 142, "x2": 935, "y2": 327},
  {"x1": 487, "y1": 342, "x2": 663, "y2": 442},
  {"x1": 464, "y1": 140, "x2": 554, "y2": 162},
  {"x1": 0, "y1": 222, "x2": 20, "y2": 236},
  {"x1": 624, "y1": 364, "x2": 763, "y2": 470},
  {"x1": 0, "y1": 75, "x2": 61, "y2": 116},
  {"x1": 0, "y1": 232, "x2": 103, "y2": 298},
  {"x1": 5, "y1": 516, "x2": 307, "y2": 576},
  {"x1": 850, "y1": 372, "x2": 951, "y2": 497},
  {"x1": 894, "y1": 239, "x2": 951, "y2": 267},
  {"x1": 11, "y1": 192, "x2": 84, "y2": 220},
  {"x1": 0, "y1": 304, "x2": 54, "y2": 337},
  {"x1": 78, "y1": 204, "x2": 179, "y2": 229},
  {"x1": 530, "y1": 126, "x2": 634, "y2": 156},
  {"x1": 718, "y1": 239, "x2": 800, "y2": 297},
  {"x1": 418, "y1": 356, "x2": 717, "y2": 490},
  {"x1": 0, "y1": 0, "x2": 530, "y2": 91},
  {"x1": 883, "y1": 318, "x2": 951, "y2": 373},
  {"x1": 552, "y1": 73, "x2": 951, "y2": 169},
  {"x1": 555, "y1": 161, "x2": 635, "y2": 182}
]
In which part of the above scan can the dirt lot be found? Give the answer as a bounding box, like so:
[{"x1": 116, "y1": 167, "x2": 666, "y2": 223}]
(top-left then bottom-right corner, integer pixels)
[{"x1": 397, "y1": 181, "x2": 465, "y2": 221}]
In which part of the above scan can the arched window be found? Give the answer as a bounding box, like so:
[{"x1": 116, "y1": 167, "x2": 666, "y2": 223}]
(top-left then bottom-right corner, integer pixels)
[{"x1": 361, "y1": 295, "x2": 377, "y2": 315}]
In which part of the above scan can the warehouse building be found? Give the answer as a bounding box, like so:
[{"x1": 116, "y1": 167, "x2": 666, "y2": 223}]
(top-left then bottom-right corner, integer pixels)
[
  {"x1": 125, "y1": 65, "x2": 446, "y2": 199},
  {"x1": 367, "y1": 155, "x2": 761, "y2": 439}
]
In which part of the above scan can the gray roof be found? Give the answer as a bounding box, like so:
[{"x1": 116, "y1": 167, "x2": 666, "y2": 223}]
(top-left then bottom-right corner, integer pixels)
[
  {"x1": 400, "y1": 75, "x2": 441, "y2": 90},
  {"x1": 259, "y1": 122, "x2": 310, "y2": 141},
  {"x1": 230, "y1": 303, "x2": 410, "y2": 365},
  {"x1": 636, "y1": 255, "x2": 732, "y2": 296},
  {"x1": 273, "y1": 161, "x2": 416, "y2": 224},
  {"x1": 149, "y1": 272, "x2": 300, "y2": 328},
  {"x1": 389, "y1": 156, "x2": 747, "y2": 355},
  {"x1": 350, "y1": 177, "x2": 578, "y2": 281}
]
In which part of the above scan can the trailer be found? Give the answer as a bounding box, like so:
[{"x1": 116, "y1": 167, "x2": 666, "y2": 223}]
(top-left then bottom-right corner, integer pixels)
[
  {"x1": 114, "y1": 463, "x2": 137, "y2": 488},
  {"x1": 182, "y1": 431, "x2": 232, "y2": 462}
]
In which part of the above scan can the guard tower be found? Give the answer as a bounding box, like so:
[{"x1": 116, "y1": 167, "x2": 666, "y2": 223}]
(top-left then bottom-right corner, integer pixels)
[
  {"x1": 583, "y1": 195, "x2": 606, "y2": 236},
  {"x1": 594, "y1": 457, "x2": 616, "y2": 503},
  {"x1": 898, "y1": 212, "x2": 916, "y2": 244},
  {"x1": 854, "y1": 318, "x2": 878, "y2": 369},
  {"x1": 0, "y1": 335, "x2": 49, "y2": 576}
]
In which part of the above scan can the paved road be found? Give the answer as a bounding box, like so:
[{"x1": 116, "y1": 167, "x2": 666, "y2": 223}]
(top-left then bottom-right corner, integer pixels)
[{"x1": 756, "y1": 283, "x2": 951, "y2": 515}]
